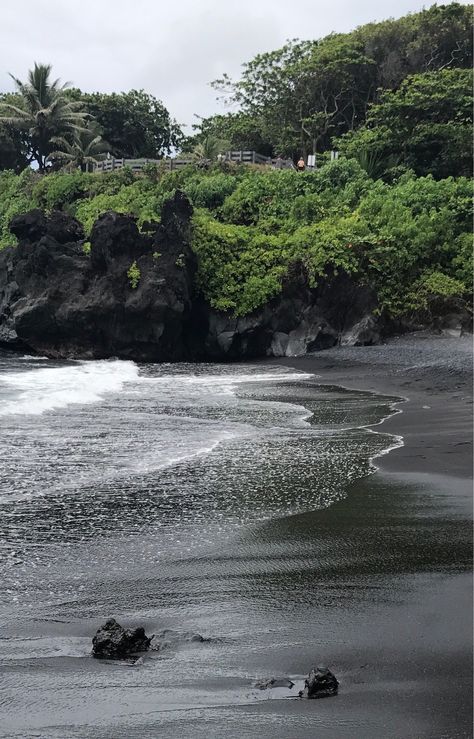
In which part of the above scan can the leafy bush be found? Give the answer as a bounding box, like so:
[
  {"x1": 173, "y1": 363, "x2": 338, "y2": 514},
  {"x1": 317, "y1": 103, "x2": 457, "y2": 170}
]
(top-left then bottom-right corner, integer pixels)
[
  {"x1": 0, "y1": 169, "x2": 36, "y2": 246},
  {"x1": 403, "y1": 270, "x2": 468, "y2": 319},
  {"x1": 0, "y1": 163, "x2": 471, "y2": 323},
  {"x1": 184, "y1": 173, "x2": 237, "y2": 209},
  {"x1": 192, "y1": 211, "x2": 289, "y2": 314},
  {"x1": 127, "y1": 260, "x2": 141, "y2": 289},
  {"x1": 32, "y1": 171, "x2": 89, "y2": 211}
]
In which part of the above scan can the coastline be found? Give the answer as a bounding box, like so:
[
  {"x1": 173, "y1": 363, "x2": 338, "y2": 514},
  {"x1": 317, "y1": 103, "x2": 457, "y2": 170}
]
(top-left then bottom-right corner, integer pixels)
[
  {"x1": 0, "y1": 334, "x2": 472, "y2": 738},
  {"x1": 267, "y1": 332, "x2": 473, "y2": 479},
  {"x1": 254, "y1": 332, "x2": 473, "y2": 738}
]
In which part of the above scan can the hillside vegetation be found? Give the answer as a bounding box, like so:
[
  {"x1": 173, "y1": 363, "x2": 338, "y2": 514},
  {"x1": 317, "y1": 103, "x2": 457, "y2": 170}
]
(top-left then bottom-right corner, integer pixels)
[
  {"x1": 0, "y1": 160, "x2": 471, "y2": 323},
  {"x1": 0, "y1": 3, "x2": 472, "y2": 327}
]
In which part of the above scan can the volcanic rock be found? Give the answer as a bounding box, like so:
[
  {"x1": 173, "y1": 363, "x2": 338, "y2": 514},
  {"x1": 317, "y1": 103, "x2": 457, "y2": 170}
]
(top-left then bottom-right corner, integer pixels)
[
  {"x1": 299, "y1": 666, "x2": 339, "y2": 698},
  {"x1": 0, "y1": 193, "x2": 384, "y2": 360},
  {"x1": 92, "y1": 618, "x2": 152, "y2": 660},
  {"x1": 149, "y1": 629, "x2": 205, "y2": 651}
]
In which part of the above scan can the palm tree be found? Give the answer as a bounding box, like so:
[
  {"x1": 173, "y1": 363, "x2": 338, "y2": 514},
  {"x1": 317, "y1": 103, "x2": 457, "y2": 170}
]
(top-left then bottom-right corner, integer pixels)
[
  {"x1": 354, "y1": 148, "x2": 400, "y2": 180},
  {"x1": 192, "y1": 135, "x2": 229, "y2": 163},
  {"x1": 0, "y1": 63, "x2": 88, "y2": 171},
  {"x1": 48, "y1": 123, "x2": 109, "y2": 172}
]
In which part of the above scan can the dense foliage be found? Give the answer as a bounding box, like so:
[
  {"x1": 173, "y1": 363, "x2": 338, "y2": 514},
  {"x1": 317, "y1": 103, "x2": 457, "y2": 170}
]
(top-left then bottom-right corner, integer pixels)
[
  {"x1": 0, "y1": 64, "x2": 89, "y2": 172},
  {"x1": 69, "y1": 89, "x2": 183, "y2": 159},
  {"x1": 0, "y1": 161, "x2": 471, "y2": 323},
  {"x1": 193, "y1": 2, "x2": 472, "y2": 166},
  {"x1": 0, "y1": 5, "x2": 471, "y2": 329},
  {"x1": 336, "y1": 68, "x2": 473, "y2": 178},
  {"x1": 0, "y1": 71, "x2": 182, "y2": 171}
]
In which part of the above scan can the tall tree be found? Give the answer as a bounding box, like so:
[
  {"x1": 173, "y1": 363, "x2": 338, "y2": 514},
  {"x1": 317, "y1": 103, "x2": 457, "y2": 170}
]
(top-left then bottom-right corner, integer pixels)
[
  {"x1": 77, "y1": 89, "x2": 183, "y2": 158},
  {"x1": 48, "y1": 122, "x2": 109, "y2": 171},
  {"x1": 185, "y1": 112, "x2": 273, "y2": 157},
  {"x1": 209, "y1": 3, "x2": 473, "y2": 158},
  {"x1": 335, "y1": 68, "x2": 473, "y2": 179},
  {"x1": 0, "y1": 63, "x2": 88, "y2": 171}
]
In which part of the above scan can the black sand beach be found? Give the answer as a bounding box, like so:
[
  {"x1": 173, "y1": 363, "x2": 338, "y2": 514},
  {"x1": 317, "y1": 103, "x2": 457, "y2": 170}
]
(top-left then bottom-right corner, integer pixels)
[
  {"x1": 262, "y1": 333, "x2": 473, "y2": 738},
  {"x1": 0, "y1": 334, "x2": 472, "y2": 739}
]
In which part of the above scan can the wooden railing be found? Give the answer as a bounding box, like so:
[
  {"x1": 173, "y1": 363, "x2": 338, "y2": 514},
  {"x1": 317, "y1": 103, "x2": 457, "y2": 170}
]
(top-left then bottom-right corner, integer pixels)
[{"x1": 92, "y1": 151, "x2": 294, "y2": 172}]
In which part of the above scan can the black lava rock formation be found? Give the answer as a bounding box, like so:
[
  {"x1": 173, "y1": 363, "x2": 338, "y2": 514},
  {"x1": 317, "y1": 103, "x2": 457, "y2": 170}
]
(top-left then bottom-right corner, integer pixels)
[
  {"x1": 92, "y1": 618, "x2": 152, "y2": 660},
  {"x1": 299, "y1": 666, "x2": 339, "y2": 698},
  {"x1": 0, "y1": 191, "x2": 383, "y2": 360}
]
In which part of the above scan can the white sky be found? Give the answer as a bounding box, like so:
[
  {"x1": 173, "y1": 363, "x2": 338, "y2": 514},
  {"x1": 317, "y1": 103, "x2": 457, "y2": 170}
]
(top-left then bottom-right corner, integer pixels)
[{"x1": 1, "y1": 0, "x2": 471, "y2": 131}]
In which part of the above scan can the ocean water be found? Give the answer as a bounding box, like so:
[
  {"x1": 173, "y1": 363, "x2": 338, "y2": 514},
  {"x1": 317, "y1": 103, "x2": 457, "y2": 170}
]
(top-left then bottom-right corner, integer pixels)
[{"x1": 0, "y1": 351, "x2": 408, "y2": 738}]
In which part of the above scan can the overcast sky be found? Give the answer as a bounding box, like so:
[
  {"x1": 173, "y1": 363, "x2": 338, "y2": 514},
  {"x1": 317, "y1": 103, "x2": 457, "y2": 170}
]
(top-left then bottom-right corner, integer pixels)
[{"x1": 1, "y1": 0, "x2": 470, "y2": 131}]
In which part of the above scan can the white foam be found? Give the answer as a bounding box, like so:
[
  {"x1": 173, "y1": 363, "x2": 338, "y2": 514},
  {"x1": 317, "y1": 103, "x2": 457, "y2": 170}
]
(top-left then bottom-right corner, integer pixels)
[
  {"x1": 0, "y1": 360, "x2": 139, "y2": 416},
  {"x1": 143, "y1": 370, "x2": 314, "y2": 398}
]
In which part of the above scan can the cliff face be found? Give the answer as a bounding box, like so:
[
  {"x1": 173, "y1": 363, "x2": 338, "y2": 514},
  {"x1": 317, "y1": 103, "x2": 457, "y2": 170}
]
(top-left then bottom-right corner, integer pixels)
[{"x1": 0, "y1": 191, "x2": 381, "y2": 360}]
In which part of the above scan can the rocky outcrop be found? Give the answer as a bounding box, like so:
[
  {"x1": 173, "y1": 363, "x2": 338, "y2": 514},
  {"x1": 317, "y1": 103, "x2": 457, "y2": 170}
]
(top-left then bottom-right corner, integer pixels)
[
  {"x1": 0, "y1": 192, "x2": 197, "y2": 360},
  {"x1": 92, "y1": 618, "x2": 151, "y2": 659},
  {"x1": 0, "y1": 193, "x2": 383, "y2": 360},
  {"x1": 204, "y1": 264, "x2": 380, "y2": 359},
  {"x1": 299, "y1": 666, "x2": 339, "y2": 698}
]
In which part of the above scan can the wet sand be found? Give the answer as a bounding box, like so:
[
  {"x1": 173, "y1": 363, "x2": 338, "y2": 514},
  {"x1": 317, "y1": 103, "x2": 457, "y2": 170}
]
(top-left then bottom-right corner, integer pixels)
[
  {"x1": 1, "y1": 336, "x2": 472, "y2": 739},
  {"x1": 270, "y1": 333, "x2": 472, "y2": 478},
  {"x1": 262, "y1": 333, "x2": 473, "y2": 738}
]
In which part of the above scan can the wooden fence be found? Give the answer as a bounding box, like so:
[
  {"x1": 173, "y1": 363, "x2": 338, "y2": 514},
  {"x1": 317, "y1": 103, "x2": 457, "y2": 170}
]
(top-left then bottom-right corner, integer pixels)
[{"x1": 92, "y1": 151, "x2": 294, "y2": 173}]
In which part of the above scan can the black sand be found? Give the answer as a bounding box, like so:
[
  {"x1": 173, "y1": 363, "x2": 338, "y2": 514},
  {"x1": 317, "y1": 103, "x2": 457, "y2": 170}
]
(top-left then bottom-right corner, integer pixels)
[
  {"x1": 259, "y1": 333, "x2": 473, "y2": 738},
  {"x1": 1, "y1": 335, "x2": 472, "y2": 739}
]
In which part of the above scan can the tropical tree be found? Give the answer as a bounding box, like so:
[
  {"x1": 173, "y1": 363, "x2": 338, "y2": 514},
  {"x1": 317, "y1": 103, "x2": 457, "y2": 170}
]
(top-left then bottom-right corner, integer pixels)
[
  {"x1": 336, "y1": 68, "x2": 473, "y2": 178},
  {"x1": 191, "y1": 135, "x2": 229, "y2": 163},
  {"x1": 48, "y1": 122, "x2": 108, "y2": 171},
  {"x1": 75, "y1": 89, "x2": 183, "y2": 158},
  {"x1": 0, "y1": 63, "x2": 88, "y2": 172},
  {"x1": 186, "y1": 112, "x2": 273, "y2": 157},
  {"x1": 209, "y1": 3, "x2": 472, "y2": 159}
]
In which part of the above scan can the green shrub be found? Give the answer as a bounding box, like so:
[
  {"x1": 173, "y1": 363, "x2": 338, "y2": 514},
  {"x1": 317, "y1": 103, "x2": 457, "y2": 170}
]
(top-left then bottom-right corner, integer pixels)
[
  {"x1": 0, "y1": 164, "x2": 471, "y2": 325},
  {"x1": 127, "y1": 260, "x2": 141, "y2": 289},
  {"x1": 184, "y1": 172, "x2": 238, "y2": 209},
  {"x1": 403, "y1": 270, "x2": 467, "y2": 319},
  {"x1": 192, "y1": 211, "x2": 288, "y2": 314},
  {"x1": 32, "y1": 172, "x2": 89, "y2": 211},
  {"x1": 0, "y1": 169, "x2": 37, "y2": 246}
]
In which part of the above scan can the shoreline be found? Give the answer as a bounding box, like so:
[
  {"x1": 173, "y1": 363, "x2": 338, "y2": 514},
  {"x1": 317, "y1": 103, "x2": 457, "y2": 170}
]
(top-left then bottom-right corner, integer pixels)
[
  {"x1": 259, "y1": 333, "x2": 473, "y2": 736},
  {"x1": 266, "y1": 332, "x2": 473, "y2": 479},
  {"x1": 0, "y1": 334, "x2": 472, "y2": 738}
]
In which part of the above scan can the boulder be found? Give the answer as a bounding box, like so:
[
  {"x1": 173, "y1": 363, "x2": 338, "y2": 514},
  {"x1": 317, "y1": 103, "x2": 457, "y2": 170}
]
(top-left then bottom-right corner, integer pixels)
[
  {"x1": 9, "y1": 209, "x2": 48, "y2": 243},
  {"x1": 299, "y1": 666, "x2": 339, "y2": 699},
  {"x1": 340, "y1": 314, "x2": 381, "y2": 346},
  {"x1": 92, "y1": 618, "x2": 151, "y2": 660}
]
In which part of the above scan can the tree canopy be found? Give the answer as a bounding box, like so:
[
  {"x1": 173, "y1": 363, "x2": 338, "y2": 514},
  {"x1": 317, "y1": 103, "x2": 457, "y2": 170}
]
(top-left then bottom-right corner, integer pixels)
[
  {"x1": 76, "y1": 89, "x2": 183, "y2": 159},
  {"x1": 194, "y1": 2, "x2": 473, "y2": 165},
  {"x1": 336, "y1": 68, "x2": 473, "y2": 179},
  {"x1": 0, "y1": 74, "x2": 182, "y2": 171},
  {"x1": 0, "y1": 63, "x2": 89, "y2": 171}
]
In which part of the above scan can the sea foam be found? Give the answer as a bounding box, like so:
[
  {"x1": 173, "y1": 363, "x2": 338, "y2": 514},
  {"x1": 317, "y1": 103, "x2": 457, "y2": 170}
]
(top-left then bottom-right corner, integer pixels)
[{"x1": 0, "y1": 359, "x2": 139, "y2": 416}]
